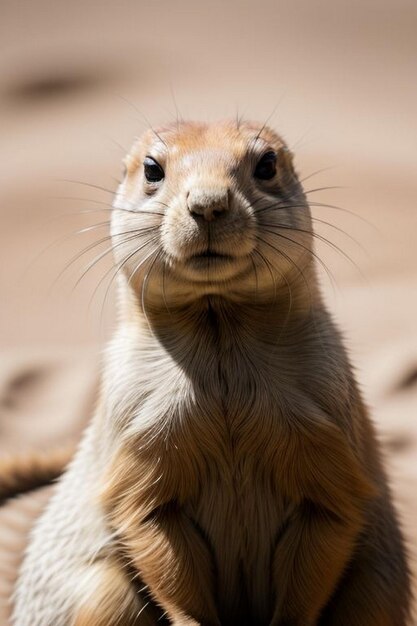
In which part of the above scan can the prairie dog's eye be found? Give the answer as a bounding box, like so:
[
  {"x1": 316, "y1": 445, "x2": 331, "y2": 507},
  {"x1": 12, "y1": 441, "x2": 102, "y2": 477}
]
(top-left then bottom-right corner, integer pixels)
[
  {"x1": 254, "y1": 151, "x2": 277, "y2": 181},
  {"x1": 144, "y1": 156, "x2": 164, "y2": 183}
]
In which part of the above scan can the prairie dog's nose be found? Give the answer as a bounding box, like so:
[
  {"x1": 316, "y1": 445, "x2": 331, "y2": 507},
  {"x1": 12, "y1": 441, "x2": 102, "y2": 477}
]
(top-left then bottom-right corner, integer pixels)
[{"x1": 187, "y1": 188, "x2": 230, "y2": 222}]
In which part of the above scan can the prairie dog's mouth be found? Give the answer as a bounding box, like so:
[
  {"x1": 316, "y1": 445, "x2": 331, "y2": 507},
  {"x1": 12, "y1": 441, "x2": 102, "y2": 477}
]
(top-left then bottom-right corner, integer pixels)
[
  {"x1": 187, "y1": 249, "x2": 236, "y2": 268},
  {"x1": 170, "y1": 246, "x2": 252, "y2": 284},
  {"x1": 190, "y1": 250, "x2": 232, "y2": 261}
]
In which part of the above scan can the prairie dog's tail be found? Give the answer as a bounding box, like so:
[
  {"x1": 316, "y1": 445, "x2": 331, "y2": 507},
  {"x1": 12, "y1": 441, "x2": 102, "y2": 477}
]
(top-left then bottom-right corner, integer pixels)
[{"x1": 0, "y1": 446, "x2": 75, "y2": 504}]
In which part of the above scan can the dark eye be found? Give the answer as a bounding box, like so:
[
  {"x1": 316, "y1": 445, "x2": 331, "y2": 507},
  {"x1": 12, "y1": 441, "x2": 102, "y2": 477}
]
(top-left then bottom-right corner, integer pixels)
[
  {"x1": 144, "y1": 156, "x2": 164, "y2": 183},
  {"x1": 254, "y1": 151, "x2": 276, "y2": 181}
]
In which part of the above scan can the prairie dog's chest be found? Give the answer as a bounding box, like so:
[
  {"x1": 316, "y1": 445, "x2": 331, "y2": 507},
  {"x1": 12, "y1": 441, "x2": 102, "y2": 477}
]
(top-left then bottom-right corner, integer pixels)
[
  {"x1": 108, "y1": 338, "x2": 303, "y2": 622},
  {"x1": 186, "y1": 439, "x2": 290, "y2": 625},
  {"x1": 174, "y1": 382, "x2": 289, "y2": 622}
]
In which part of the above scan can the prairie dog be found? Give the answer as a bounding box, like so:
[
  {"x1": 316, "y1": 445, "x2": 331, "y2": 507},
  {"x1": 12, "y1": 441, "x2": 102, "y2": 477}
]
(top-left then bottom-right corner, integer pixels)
[{"x1": 12, "y1": 120, "x2": 411, "y2": 625}]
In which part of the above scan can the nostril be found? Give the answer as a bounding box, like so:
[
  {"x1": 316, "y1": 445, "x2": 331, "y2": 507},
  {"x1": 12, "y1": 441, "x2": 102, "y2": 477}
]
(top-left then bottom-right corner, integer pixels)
[
  {"x1": 187, "y1": 188, "x2": 230, "y2": 221},
  {"x1": 188, "y1": 205, "x2": 205, "y2": 219}
]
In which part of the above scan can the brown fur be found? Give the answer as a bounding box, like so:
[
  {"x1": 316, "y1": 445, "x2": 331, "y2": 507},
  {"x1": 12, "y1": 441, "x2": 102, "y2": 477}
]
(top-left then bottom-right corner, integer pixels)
[{"x1": 12, "y1": 120, "x2": 411, "y2": 625}]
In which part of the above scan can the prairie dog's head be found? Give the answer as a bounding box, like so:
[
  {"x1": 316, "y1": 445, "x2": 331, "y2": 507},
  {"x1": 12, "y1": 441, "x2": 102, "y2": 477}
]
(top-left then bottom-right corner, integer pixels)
[{"x1": 112, "y1": 120, "x2": 313, "y2": 307}]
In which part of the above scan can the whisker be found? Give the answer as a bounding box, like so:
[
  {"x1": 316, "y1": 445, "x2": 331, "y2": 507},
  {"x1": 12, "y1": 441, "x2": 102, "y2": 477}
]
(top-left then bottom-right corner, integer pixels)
[
  {"x1": 251, "y1": 247, "x2": 278, "y2": 303},
  {"x1": 299, "y1": 167, "x2": 335, "y2": 185},
  {"x1": 73, "y1": 229, "x2": 160, "y2": 290},
  {"x1": 254, "y1": 199, "x2": 375, "y2": 228},
  {"x1": 57, "y1": 179, "x2": 117, "y2": 196},
  {"x1": 51, "y1": 196, "x2": 115, "y2": 207},
  {"x1": 261, "y1": 227, "x2": 337, "y2": 292},
  {"x1": 290, "y1": 127, "x2": 313, "y2": 152},
  {"x1": 308, "y1": 201, "x2": 376, "y2": 228},
  {"x1": 97, "y1": 236, "x2": 161, "y2": 331},
  {"x1": 52, "y1": 192, "x2": 166, "y2": 218},
  {"x1": 118, "y1": 96, "x2": 168, "y2": 147},
  {"x1": 103, "y1": 135, "x2": 129, "y2": 155},
  {"x1": 304, "y1": 227, "x2": 367, "y2": 281},
  {"x1": 50, "y1": 196, "x2": 134, "y2": 214},
  {"x1": 252, "y1": 247, "x2": 294, "y2": 350},
  {"x1": 260, "y1": 222, "x2": 366, "y2": 273},
  {"x1": 26, "y1": 220, "x2": 111, "y2": 272},
  {"x1": 255, "y1": 234, "x2": 313, "y2": 300},
  {"x1": 69, "y1": 236, "x2": 134, "y2": 292},
  {"x1": 161, "y1": 263, "x2": 173, "y2": 318},
  {"x1": 57, "y1": 220, "x2": 111, "y2": 238},
  {"x1": 304, "y1": 186, "x2": 344, "y2": 195},
  {"x1": 255, "y1": 236, "x2": 329, "y2": 350},
  {"x1": 52, "y1": 227, "x2": 158, "y2": 290},
  {"x1": 152, "y1": 200, "x2": 170, "y2": 210},
  {"x1": 249, "y1": 196, "x2": 269, "y2": 211},
  {"x1": 254, "y1": 235, "x2": 329, "y2": 349},
  {"x1": 52, "y1": 235, "x2": 117, "y2": 288},
  {"x1": 235, "y1": 106, "x2": 242, "y2": 131},
  {"x1": 254, "y1": 238, "x2": 304, "y2": 310},
  {"x1": 90, "y1": 235, "x2": 160, "y2": 308},
  {"x1": 50, "y1": 206, "x2": 165, "y2": 220},
  {"x1": 309, "y1": 217, "x2": 366, "y2": 253},
  {"x1": 169, "y1": 83, "x2": 183, "y2": 128},
  {"x1": 252, "y1": 99, "x2": 283, "y2": 143},
  {"x1": 254, "y1": 202, "x2": 364, "y2": 250},
  {"x1": 136, "y1": 601, "x2": 150, "y2": 621},
  {"x1": 249, "y1": 252, "x2": 259, "y2": 302},
  {"x1": 140, "y1": 249, "x2": 162, "y2": 333}
]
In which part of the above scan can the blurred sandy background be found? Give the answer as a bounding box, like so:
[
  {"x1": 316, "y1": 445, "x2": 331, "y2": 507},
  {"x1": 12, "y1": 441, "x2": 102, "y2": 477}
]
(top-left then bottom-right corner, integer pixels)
[{"x1": 0, "y1": 0, "x2": 416, "y2": 622}]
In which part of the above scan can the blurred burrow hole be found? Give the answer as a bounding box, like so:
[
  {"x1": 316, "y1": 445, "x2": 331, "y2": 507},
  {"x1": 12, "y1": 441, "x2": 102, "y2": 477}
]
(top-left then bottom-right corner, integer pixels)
[
  {"x1": 384, "y1": 432, "x2": 415, "y2": 453},
  {"x1": 2, "y1": 61, "x2": 116, "y2": 107},
  {"x1": 395, "y1": 367, "x2": 417, "y2": 392}
]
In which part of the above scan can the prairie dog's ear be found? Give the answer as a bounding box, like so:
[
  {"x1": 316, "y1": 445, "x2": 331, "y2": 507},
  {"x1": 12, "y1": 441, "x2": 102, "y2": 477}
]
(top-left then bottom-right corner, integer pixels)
[
  {"x1": 277, "y1": 146, "x2": 295, "y2": 172},
  {"x1": 277, "y1": 146, "x2": 297, "y2": 185}
]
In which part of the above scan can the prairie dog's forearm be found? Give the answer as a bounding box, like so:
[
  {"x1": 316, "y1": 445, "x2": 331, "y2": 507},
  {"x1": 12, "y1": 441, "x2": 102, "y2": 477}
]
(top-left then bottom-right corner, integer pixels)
[
  {"x1": 103, "y1": 444, "x2": 219, "y2": 625},
  {"x1": 270, "y1": 503, "x2": 362, "y2": 625}
]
